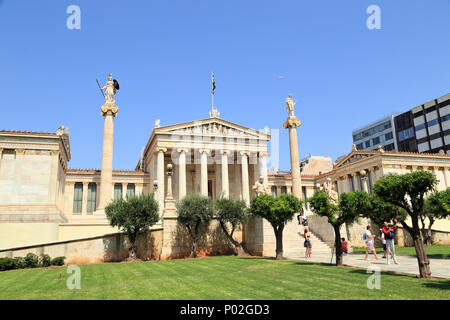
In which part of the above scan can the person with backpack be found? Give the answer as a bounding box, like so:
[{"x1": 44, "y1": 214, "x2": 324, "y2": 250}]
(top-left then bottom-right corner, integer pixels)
[
  {"x1": 363, "y1": 226, "x2": 379, "y2": 261},
  {"x1": 381, "y1": 220, "x2": 399, "y2": 265}
]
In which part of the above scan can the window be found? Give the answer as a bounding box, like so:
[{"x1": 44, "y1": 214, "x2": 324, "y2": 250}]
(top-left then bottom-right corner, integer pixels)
[
  {"x1": 356, "y1": 143, "x2": 363, "y2": 150},
  {"x1": 415, "y1": 123, "x2": 425, "y2": 131},
  {"x1": 281, "y1": 186, "x2": 287, "y2": 195},
  {"x1": 441, "y1": 114, "x2": 450, "y2": 122},
  {"x1": 372, "y1": 137, "x2": 380, "y2": 146},
  {"x1": 385, "y1": 132, "x2": 393, "y2": 141},
  {"x1": 398, "y1": 128, "x2": 415, "y2": 142},
  {"x1": 87, "y1": 183, "x2": 97, "y2": 213},
  {"x1": 114, "y1": 183, "x2": 123, "y2": 200},
  {"x1": 428, "y1": 119, "x2": 438, "y2": 127},
  {"x1": 302, "y1": 186, "x2": 307, "y2": 200},
  {"x1": 73, "y1": 182, "x2": 83, "y2": 214},
  {"x1": 126, "y1": 183, "x2": 136, "y2": 198},
  {"x1": 271, "y1": 186, "x2": 277, "y2": 197},
  {"x1": 365, "y1": 140, "x2": 371, "y2": 148},
  {"x1": 384, "y1": 143, "x2": 395, "y2": 151}
]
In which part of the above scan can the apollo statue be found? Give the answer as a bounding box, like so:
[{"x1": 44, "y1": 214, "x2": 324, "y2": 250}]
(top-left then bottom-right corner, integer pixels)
[
  {"x1": 285, "y1": 94, "x2": 296, "y2": 117},
  {"x1": 100, "y1": 73, "x2": 119, "y2": 104}
]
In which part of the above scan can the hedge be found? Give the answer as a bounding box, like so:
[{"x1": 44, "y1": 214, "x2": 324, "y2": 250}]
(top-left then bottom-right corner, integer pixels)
[{"x1": 0, "y1": 254, "x2": 65, "y2": 272}]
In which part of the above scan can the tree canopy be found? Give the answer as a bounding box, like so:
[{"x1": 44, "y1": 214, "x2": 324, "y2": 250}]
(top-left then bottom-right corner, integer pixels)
[{"x1": 105, "y1": 193, "x2": 159, "y2": 260}]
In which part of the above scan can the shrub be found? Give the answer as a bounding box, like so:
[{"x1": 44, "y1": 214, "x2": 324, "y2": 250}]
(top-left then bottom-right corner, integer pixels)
[
  {"x1": 51, "y1": 256, "x2": 66, "y2": 266},
  {"x1": 0, "y1": 258, "x2": 15, "y2": 271},
  {"x1": 25, "y1": 253, "x2": 39, "y2": 268},
  {"x1": 13, "y1": 257, "x2": 26, "y2": 269},
  {"x1": 40, "y1": 254, "x2": 52, "y2": 267}
]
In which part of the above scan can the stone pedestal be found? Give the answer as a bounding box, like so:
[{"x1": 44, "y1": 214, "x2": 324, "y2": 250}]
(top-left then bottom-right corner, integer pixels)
[
  {"x1": 97, "y1": 103, "x2": 118, "y2": 211},
  {"x1": 283, "y1": 115, "x2": 302, "y2": 200}
]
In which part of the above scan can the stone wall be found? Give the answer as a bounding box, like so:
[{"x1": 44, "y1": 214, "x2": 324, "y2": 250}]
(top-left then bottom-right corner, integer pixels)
[
  {"x1": 0, "y1": 229, "x2": 163, "y2": 264},
  {"x1": 395, "y1": 227, "x2": 450, "y2": 246},
  {"x1": 307, "y1": 215, "x2": 335, "y2": 248},
  {"x1": 161, "y1": 217, "x2": 240, "y2": 259}
]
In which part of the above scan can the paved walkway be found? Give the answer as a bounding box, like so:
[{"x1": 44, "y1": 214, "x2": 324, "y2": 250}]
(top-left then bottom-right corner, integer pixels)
[{"x1": 287, "y1": 251, "x2": 450, "y2": 279}]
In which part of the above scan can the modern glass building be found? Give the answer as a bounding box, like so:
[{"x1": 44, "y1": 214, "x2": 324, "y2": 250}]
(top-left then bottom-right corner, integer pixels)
[{"x1": 352, "y1": 114, "x2": 398, "y2": 151}]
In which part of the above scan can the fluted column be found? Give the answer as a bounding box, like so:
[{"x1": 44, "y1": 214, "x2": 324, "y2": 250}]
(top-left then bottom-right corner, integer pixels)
[
  {"x1": 199, "y1": 149, "x2": 210, "y2": 196},
  {"x1": 82, "y1": 182, "x2": 89, "y2": 214},
  {"x1": 221, "y1": 150, "x2": 230, "y2": 198},
  {"x1": 178, "y1": 148, "x2": 187, "y2": 200},
  {"x1": 351, "y1": 173, "x2": 358, "y2": 191},
  {"x1": 240, "y1": 151, "x2": 250, "y2": 205},
  {"x1": 260, "y1": 152, "x2": 269, "y2": 187},
  {"x1": 157, "y1": 147, "x2": 167, "y2": 215}
]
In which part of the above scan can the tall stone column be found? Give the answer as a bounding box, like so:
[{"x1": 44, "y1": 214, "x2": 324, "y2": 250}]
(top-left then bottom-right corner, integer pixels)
[
  {"x1": 82, "y1": 182, "x2": 89, "y2": 214},
  {"x1": 97, "y1": 103, "x2": 118, "y2": 211},
  {"x1": 283, "y1": 94, "x2": 302, "y2": 200},
  {"x1": 177, "y1": 148, "x2": 187, "y2": 200},
  {"x1": 260, "y1": 152, "x2": 269, "y2": 187},
  {"x1": 199, "y1": 149, "x2": 210, "y2": 196},
  {"x1": 360, "y1": 170, "x2": 369, "y2": 193},
  {"x1": 240, "y1": 151, "x2": 250, "y2": 205},
  {"x1": 156, "y1": 147, "x2": 167, "y2": 216},
  {"x1": 220, "y1": 150, "x2": 229, "y2": 198},
  {"x1": 351, "y1": 173, "x2": 358, "y2": 191}
]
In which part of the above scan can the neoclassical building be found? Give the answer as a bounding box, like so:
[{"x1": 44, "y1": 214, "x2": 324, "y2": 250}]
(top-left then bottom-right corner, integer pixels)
[{"x1": 1, "y1": 87, "x2": 450, "y2": 258}]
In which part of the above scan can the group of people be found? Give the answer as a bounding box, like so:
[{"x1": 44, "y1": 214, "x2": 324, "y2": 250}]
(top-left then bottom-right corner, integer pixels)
[
  {"x1": 364, "y1": 221, "x2": 399, "y2": 265},
  {"x1": 298, "y1": 212, "x2": 399, "y2": 265}
]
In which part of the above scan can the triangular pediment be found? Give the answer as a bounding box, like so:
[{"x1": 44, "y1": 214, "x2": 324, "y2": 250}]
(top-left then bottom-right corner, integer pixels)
[
  {"x1": 335, "y1": 150, "x2": 378, "y2": 168},
  {"x1": 156, "y1": 118, "x2": 270, "y2": 139}
]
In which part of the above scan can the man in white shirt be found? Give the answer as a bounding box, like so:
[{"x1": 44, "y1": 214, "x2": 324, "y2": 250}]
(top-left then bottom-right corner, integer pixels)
[{"x1": 364, "y1": 226, "x2": 379, "y2": 261}]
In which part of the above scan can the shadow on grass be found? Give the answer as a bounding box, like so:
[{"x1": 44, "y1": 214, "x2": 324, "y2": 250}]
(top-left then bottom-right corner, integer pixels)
[{"x1": 422, "y1": 280, "x2": 450, "y2": 290}]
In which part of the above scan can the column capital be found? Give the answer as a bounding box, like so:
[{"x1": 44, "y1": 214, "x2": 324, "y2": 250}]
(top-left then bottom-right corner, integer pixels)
[
  {"x1": 239, "y1": 151, "x2": 250, "y2": 157},
  {"x1": 15, "y1": 148, "x2": 25, "y2": 155},
  {"x1": 359, "y1": 169, "x2": 367, "y2": 176},
  {"x1": 283, "y1": 115, "x2": 302, "y2": 129},
  {"x1": 101, "y1": 104, "x2": 118, "y2": 117},
  {"x1": 156, "y1": 147, "x2": 167, "y2": 154},
  {"x1": 82, "y1": 181, "x2": 89, "y2": 186},
  {"x1": 259, "y1": 151, "x2": 270, "y2": 158},
  {"x1": 351, "y1": 172, "x2": 357, "y2": 177},
  {"x1": 177, "y1": 148, "x2": 188, "y2": 154},
  {"x1": 220, "y1": 149, "x2": 231, "y2": 155},
  {"x1": 199, "y1": 148, "x2": 211, "y2": 155}
]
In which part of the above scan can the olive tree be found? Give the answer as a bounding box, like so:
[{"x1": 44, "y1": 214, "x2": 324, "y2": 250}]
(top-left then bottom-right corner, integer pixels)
[
  {"x1": 309, "y1": 190, "x2": 369, "y2": 266},
  {"x1": 249, "y1": 194, "x2": 302, "y2": 260},
  {"x1": 105, "y1": 193, "x2": 159, "y2": 260},
  {"x1": 373, "y1": 170, "x2": 437, "y2": 278},
  {"x1": 215, "y1": 196, "x2": 250, "y2": 256},
  {"x1": 177, "y1": 193, "x2": 214, "y2": 258},
  {"x1": 423, "y1": 188, "x2": 450, "y2": 245}
]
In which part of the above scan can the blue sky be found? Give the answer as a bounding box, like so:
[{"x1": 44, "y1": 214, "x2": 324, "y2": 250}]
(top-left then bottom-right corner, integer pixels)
[{"x1": 0, "y1": 1, "x2": 449, "y2": 171}]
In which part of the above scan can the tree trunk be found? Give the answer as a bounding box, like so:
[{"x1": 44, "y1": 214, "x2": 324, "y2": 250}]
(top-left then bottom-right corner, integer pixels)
[
  {"x1": 129, "y1": 242, "x2": 137, "y2": 260},
  {"x1": 411, "y1": 217, "x2": 431, "y2": 278},
  {"x1": 219, "y1": 221, "x2": 247, "y2": 256},
  {"x1": 333, "y1": 225, "x2": 343, "y2": 266},
  {"x1": 192, "y1": 237, "x2": 198, "y2": 258},
  {"x1": 274, "y1": 225, "x2": 284, "y2": 260}
]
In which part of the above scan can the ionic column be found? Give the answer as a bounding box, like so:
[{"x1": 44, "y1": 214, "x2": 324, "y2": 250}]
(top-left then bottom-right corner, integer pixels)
[
  {"x1": 443, "y1": 167, "x2": 449, "y2": 188},
  {"x1": 98, "y1": 104, "x2": 118, "y2": 211},
  {"x1": 156, "y1": 147, "x2": 167, "y2": 214},
  {"x1": 199, "y1": 149, "x2": 210, "y2": 196},
  {"x1": 283, "y1": 102, "x2": 302, "y2": 200},
  {"x1": 240, "y1": 151, "x2": 250, "y2": 205},
  {"x1": 122, "y1": 183, "x2": 128, "y2": 200},
  {"x1": 260, "y1": 152, "x2": 269, "y2": 187},
  {"x1": 351, "y1": 173, "x2": 358, "y2": 191},
  {"x1": 82, "y1": 182, "x2": 89, "y2": 214},
  {"x1": 221, "y1": 150, "x2": 230, "y2": 198},
  {"x1": 178, "y1": 148, "x2": 187, "y2": 200}
]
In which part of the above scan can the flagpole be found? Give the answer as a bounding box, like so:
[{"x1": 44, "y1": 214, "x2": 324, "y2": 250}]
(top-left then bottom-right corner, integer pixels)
[{"x1": 211, "y1": 70, "x2": 214, "y2": 108}]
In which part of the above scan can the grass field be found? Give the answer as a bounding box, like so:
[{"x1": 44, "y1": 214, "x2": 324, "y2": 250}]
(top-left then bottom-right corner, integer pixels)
[
  {"x1": 352, "y1": 245, "x2": 450, "y2": 259},
  {"x1": 0, "y1": 256, "x2": 449, "y2": 300}
]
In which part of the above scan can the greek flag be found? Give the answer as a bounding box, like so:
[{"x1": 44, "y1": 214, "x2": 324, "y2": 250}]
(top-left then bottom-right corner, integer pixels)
[{"x1": 211, "y1": 71, "x2": 216, "y2": 95}]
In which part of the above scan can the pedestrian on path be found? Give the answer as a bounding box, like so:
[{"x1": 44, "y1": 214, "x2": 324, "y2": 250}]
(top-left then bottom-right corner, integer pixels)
[
  {"x1": 364, "y1": 226, "x2": 379, "y2": 261},
  {"x1": 381, "y1": 220, "x2": 399, "y2": 265},
  {"x1": 304, "y1": 231, "x2": 312, "y2": 258}
]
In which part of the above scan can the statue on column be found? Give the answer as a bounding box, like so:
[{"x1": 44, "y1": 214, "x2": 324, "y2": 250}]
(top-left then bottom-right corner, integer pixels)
[
  {"x1": 322, "y1": 178, "x2": 339, "y2": 205},
  {"x1": 100, "y1": 73, "x2": 120, "y2": 105},
  {"x1": 285, "y1": 94, "x2": 296, "y2": 117},
  {"x1": 253, "y1": 176, "x2": 270, "y2": 196}
]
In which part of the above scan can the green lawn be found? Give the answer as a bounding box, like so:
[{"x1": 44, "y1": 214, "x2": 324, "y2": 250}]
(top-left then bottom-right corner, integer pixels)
[
  {"x1": 352, "y1": 245, "x2": 450, "y2": 259},
  {"x1": 0, "y1": 256, "x2": 448, "y2": 300}
]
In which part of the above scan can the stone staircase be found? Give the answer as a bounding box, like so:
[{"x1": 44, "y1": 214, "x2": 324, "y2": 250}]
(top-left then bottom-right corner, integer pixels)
[{"x1": 283, "y1": 214, "x2": 334, "y2": 260}]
